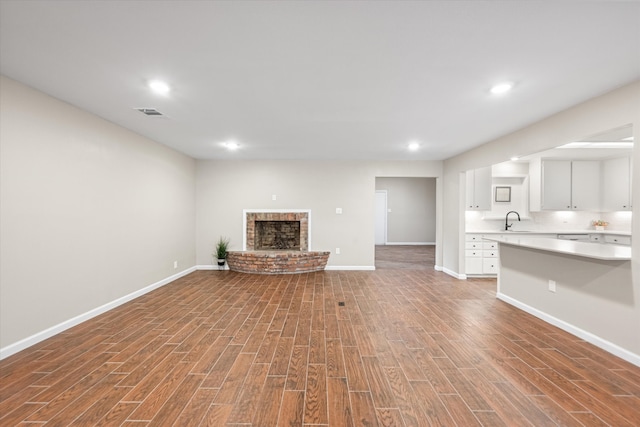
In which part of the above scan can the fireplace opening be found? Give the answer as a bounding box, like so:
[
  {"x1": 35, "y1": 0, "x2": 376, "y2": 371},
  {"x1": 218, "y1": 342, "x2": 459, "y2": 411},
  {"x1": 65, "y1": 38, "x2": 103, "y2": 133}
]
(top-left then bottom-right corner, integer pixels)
[{"x1": 255, "y1": 220, "x2": 301, "y2": 250}]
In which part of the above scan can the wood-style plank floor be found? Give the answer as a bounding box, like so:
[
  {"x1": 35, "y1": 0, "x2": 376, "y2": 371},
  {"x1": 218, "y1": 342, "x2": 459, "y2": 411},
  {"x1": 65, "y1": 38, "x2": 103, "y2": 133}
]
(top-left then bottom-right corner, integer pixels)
[
  {"x1": 2, "y1": 261, "x2": 640, "y2": 425},
  {"x1": 375, "y1": 245, "x2": 434, "y2": 270}
]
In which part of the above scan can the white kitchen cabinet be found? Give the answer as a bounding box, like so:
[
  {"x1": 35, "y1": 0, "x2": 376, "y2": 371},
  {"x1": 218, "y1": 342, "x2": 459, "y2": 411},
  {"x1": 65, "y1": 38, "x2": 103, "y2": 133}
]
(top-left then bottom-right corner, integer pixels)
[
  {"x1": 466, "y1": 255, "x2": 483, "y2": 275},
  {"x1": 482, "y1": 258, "x2": 498, "y2": 274},
  {"x1": 465, "y1": 166, "x2": 492, "y2": 210},
  {"x1": 541, "y1": 160, "x2": 572, "y2": 210},
  {"x1": 571, "y1": 161, "x2": 601, "y2": 210},
  {"x1": 465, "y1": 233, "x2": 559, "y2": 276},
  {"x1": 602, "y1": 156, "x2": 632, "y2": 211},
  {"x1": 603, "y1": 234, "x2": 632, "y2": 245},
  {"x1": 538, "y1": 159, "x2": 600, "y2": 210},
  {"x1": 465, "y1": 234, "x2": 499, "y2": 276}
]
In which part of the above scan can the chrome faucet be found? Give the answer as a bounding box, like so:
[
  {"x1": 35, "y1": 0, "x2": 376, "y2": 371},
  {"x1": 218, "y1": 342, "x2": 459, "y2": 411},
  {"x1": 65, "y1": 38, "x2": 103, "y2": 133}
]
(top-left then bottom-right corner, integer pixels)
[{"x1": 505, "y1": 211, "x2": 521, "y2": 231}]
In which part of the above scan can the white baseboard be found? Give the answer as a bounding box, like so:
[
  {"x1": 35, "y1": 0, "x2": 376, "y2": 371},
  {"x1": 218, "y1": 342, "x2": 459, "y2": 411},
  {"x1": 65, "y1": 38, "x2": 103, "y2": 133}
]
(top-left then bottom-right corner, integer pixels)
[
  {"x1": 197, "y1": 265, "x2": 375, "y2": 271},
  {"x1": 324, "y1": 265, "x2": 376, "y2": 271},
  {"x1": 0, "y1": 266, "x2": 196, "y2": 360},
  {"x1": 497, "y1": 293, "x2": 640, "y2": 367},
  {"x1": 442, "y1": 267, "x2": 466, "y2": 280},
  {"x1": 383, "y1": 242, "x2": 435, "y2": 246},
  {"x1": 196, "y1": 264, "x2": 229, "y2": 270},
  {"x1": 434, "y1": 265, "x2": 442, "y2": 271}
]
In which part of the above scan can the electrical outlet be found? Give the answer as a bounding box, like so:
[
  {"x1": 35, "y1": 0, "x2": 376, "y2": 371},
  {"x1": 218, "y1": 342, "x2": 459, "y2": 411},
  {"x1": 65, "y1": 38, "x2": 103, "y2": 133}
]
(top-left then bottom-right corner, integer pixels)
[
  {"x1": 335, "y1": 248, "x2": 341, "y2": 254},
  {"x1": 336, "y1": 208, "x2": 343, "y2": 214},
  {"x1": 174, "y1": 261, "x2": 178, "y2": 269},
  {"x1": 272, "y1": 194, "x2": 277, "y2": 201},
  {"x1": 548, "y1": 280, "x2": 556, "y2": 292}
]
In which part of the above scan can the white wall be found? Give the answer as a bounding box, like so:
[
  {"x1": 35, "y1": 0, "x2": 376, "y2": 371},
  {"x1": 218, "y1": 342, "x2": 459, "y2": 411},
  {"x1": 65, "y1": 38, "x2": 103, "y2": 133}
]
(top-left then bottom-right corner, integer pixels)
[
  {"x1": 0, "y1": 76, "x2": 196, "y2": 352},
  {"x1": 196, "y1": 160, "x2": 442, "y2": 268},
  {"x1": 375, "y1": 177, "x2": 436, "y2": 243}
]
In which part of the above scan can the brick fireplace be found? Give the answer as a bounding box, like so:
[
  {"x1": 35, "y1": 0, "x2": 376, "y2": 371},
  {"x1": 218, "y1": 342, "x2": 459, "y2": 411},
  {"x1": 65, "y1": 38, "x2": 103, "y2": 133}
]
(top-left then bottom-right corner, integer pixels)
[
  {"x1": 230, "y1": 209, "x2": 329, "y2": 274},
  {"x1": 244, "y1": 210, "x2": 309, "y2": 251}
]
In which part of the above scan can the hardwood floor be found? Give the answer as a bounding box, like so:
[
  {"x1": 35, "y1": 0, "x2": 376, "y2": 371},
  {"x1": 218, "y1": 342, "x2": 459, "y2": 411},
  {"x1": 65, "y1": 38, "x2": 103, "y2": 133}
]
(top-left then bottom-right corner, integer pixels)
[
  {"x1": 375, "y1": 245, "x2": 435, "y2": 270},
  {"x1": 1, "y1": 267, "x2": 639, "y2": 426}
]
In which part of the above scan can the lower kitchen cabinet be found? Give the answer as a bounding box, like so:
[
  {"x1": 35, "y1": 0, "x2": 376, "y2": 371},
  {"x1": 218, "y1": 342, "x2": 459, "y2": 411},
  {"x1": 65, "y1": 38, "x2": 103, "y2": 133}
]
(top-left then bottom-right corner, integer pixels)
[
  {"x1": 482, "y1": 258, "x2": 498, "y2": 274},
  {"x1": 465, "y1": 234, "x2": 499, "y2": 276}
]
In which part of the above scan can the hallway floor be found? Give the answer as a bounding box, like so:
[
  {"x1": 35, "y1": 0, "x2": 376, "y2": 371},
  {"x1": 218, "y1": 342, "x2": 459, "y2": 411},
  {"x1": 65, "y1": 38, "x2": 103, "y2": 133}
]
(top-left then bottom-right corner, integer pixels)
[{"x1": 375, "y1": 244, "x2": 435, "y2": 270}]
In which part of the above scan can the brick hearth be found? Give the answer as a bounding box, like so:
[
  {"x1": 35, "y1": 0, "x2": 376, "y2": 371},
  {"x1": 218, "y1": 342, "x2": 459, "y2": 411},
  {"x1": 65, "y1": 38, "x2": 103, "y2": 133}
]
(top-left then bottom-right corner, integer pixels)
[{"x1": 227, "y1": 250, "x2": 330, "y2": 274}]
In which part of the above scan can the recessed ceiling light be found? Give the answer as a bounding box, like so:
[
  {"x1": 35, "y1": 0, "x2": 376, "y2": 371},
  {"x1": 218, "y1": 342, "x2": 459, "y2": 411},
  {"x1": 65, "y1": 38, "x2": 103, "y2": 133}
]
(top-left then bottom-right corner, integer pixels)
[
  {"x1": 408, "y1": 142, "x2": 420, "y2": 151},
  {"x1": 223, "y1": 141, "x2": 240, "y2": 150},
  {"x1": 510, "y1": 156, "x2": 519, "y2": 161},
  {"x1": 148, "y1": 79, "x2": 170, "y2": 95},
  {"x1": 490, "y1": 82, "x2": 513, "y2": 95}
]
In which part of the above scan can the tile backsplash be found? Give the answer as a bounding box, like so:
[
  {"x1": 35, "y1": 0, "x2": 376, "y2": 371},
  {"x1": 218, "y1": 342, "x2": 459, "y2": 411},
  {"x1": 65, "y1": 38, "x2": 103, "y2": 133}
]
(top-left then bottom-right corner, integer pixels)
[{"x1": 466, "y1": 210, "x2": 632, "y2": 232}]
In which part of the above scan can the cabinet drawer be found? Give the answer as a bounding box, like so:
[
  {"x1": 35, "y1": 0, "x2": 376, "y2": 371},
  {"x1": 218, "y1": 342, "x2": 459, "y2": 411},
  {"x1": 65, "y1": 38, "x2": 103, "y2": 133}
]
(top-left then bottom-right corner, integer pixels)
[
  {"x1": 465, "y1": 250, "x2": 482, "y2": 257},
  {"x1": 483, "y1": 250, "x2": 498, "y2": 258},
  {"x1": 466, "y1": 234, "x2": 483, "y2": 242},
  {"x1": 483, "y1": 258, "x2": 498, "y2": 274},
  {"x1": 483, "y1": 241, "x2": 498, "y2": 249},
  {"x1": 604, "y1": 235, "x2": 631, "y2": 245},
  {"x1": 589, "y1": 234, "x2": 602, "y2": 242},
  {"x1": 465, "y1": 242, "x2": 482, "y2": 249}
]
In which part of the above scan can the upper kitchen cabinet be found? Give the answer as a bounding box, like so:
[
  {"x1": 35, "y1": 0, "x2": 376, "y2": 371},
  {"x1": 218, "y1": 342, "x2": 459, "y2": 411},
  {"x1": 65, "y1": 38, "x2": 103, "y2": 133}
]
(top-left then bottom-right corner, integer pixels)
[
  {"x1": 571, "y1": 161, "x2": 601, "y2": 211},
  {"x1": 602, "y1": 155, "x2": 633, "y2": 211},
  {"x1": 540, "y1": 159, "x2": 572, "y2": 210},
  {"x1": 465, "y1": 166, "x2": 492, "y2": 210},
  {"x1": 530, "y1": 159, "x2": 601, "y2": 211}
]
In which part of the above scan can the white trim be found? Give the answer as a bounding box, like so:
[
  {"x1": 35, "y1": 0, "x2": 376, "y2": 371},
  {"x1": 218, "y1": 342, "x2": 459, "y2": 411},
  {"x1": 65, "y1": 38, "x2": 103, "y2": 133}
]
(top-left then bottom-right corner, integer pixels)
[
  {"x1": 243, "y1": 209, "x2": 312, "y2": 251},
  {"x1": 198, "y1": 264, "x2": 375, "y2": 271},
  {"x1": 497, "y1": 292, "x2": 640, "y2": 367},
  {"x1": 434, "y1": 265, "x2": 443, "y2": 271},
  {"x1": 442, "y1": 267, "x2": 466, "y2": 280},
  {"x1": 0, "y1": 266, "x2": 196, "y2": 360},
  {"x1": 197, "y1": 264, "x2": 229, "y2": 270},
  {"x1": 375, "y1": 190, "x2": 388, "y2": 245},
  {"x1": 384, "y1": 242, "x2": 435, "y2": 245},
  {"x1": 325, "y1": 265, "x2": 376, "y2": 271}
]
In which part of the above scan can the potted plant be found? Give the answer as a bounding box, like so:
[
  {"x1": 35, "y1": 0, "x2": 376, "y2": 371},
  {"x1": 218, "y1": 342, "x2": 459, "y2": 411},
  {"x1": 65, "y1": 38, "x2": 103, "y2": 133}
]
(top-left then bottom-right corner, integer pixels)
[{"x1": 214, "y1": 236, "x2": 230, "y2": 267}]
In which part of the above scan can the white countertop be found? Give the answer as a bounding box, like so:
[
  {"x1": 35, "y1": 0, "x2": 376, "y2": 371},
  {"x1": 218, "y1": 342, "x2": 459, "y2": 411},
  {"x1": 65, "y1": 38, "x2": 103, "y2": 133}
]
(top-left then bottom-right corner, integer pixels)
[
  {"x1": 467, "y1": 229, "x2": 632, "y2": 236},
  {"x1": 483, "y1": 236, "x2": 632, "y2": 261}
]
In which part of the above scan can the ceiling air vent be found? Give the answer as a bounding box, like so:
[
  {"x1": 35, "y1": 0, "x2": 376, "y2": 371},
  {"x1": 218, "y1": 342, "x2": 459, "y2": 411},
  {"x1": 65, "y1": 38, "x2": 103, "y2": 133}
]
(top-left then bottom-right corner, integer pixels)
[{"x1": 135, "y1": 108, "x2": 164, "y2": 116}]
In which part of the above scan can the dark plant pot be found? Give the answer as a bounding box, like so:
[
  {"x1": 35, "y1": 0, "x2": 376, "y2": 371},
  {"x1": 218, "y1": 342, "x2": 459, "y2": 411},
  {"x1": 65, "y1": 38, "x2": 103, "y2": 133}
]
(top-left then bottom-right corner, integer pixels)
[{"x1": 217, "y1": 258, "x2": 226, "y2": 266}]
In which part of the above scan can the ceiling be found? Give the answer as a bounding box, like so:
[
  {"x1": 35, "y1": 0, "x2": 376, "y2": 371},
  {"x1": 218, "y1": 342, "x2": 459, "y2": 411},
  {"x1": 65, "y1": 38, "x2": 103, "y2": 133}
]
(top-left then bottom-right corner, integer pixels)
[
  {"x1": 1, "y1": 1, "x2": 639, "y2": 161},
  {"x1": 516, "y1": 125, "x2": 635, "y2": 162}
]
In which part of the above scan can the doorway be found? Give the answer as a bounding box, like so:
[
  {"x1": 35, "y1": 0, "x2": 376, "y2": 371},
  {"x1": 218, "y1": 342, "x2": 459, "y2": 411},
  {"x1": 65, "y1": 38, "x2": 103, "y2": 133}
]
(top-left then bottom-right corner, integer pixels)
[{"x1": 374, "y1": 177, "x2": 437, "y2": 269}]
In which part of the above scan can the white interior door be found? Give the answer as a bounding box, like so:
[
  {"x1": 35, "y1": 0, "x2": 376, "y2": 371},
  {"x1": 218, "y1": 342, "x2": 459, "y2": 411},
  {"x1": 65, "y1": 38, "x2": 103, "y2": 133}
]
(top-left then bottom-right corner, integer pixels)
[{"x1": 375, "y1": 190, "x2": 387, "y2": 245}]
